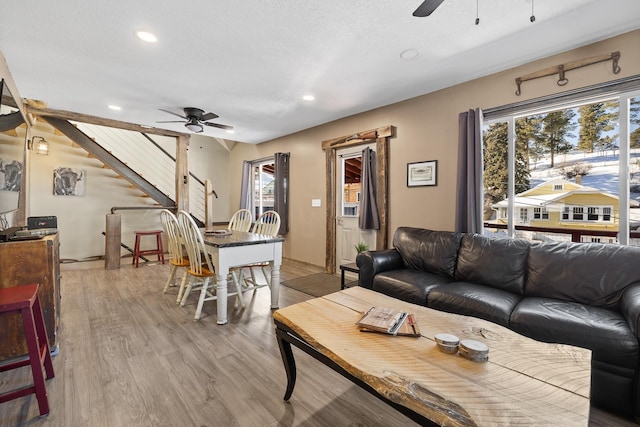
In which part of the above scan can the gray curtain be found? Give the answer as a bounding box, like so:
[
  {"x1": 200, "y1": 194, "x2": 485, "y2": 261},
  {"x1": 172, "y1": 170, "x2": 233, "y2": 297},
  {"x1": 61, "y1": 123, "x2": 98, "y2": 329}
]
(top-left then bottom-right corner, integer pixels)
[
  {"x1": 455, "y1": 108, "x2": 483, "y2": 233},
  {"x1": 274, "y1": 152, "x2": 289, "y2": 235},
  {"x1": 239, "y1": 161, "x2": 251, "y2": 210},
  {"x1": 358, "y1": 147, "x2": 380, "y2": 230}
]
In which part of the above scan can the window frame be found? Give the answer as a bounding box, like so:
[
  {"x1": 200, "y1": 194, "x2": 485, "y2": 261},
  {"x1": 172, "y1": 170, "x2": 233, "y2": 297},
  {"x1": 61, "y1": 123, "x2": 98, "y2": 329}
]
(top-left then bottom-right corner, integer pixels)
[{"x1": 482, "y1": 75, "x2": 640, "y2": 245}]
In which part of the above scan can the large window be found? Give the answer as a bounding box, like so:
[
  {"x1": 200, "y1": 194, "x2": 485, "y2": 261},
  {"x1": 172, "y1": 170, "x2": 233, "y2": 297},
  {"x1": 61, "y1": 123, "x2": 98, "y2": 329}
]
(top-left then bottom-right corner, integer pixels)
[{"x1": 483, "y1": 86, "x2": 640, "y2": 245}]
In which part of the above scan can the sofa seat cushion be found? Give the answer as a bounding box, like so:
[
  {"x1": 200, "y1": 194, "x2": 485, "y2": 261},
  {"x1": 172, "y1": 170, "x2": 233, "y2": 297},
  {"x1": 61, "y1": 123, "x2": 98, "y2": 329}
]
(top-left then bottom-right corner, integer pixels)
[
  {"x1": 372, "y1": 270, "x2": 451, "y2": 306},
  {"x1": 510, "y1": 298, "x2": 638, "y2": 369},
  {"x1": 427, "y1": 282, "x2": 521, "y2": 327}
]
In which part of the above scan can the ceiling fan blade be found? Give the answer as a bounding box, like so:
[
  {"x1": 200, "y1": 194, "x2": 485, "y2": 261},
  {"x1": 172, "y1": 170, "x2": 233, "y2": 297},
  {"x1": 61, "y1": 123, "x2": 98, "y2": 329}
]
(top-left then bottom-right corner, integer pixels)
[
  {"x1": 203, "y1": 121, "x2": 233, "y2": 131},
  {"x1": 200, "y1": 112, "x2": 219, "y2": 121},
  {"x1": 156, "y1": 120, "x2": 186, "y2": 123},
  {"x1": 413, "y1": 0, "x2": 445, "y2": 17},
  {"x1": 159, "y1": 108, "x2": 187, "y2": 119}
]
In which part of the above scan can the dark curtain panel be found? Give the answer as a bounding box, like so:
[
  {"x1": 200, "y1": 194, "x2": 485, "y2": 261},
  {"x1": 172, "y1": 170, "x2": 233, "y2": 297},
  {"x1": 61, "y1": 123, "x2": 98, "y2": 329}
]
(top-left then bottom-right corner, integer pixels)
[
  {"x1": 274, "y1": 152, "x2": 290, "y2": 235},
  {"x1": 239, "y1": 161, "x2": 251, "y2": 210},
  {"x1": 358, "y1": 147, "x2": 380, "y2": 230},
  {"x1": 455, "y1": 108, "x2": 483, "y2": 233}
]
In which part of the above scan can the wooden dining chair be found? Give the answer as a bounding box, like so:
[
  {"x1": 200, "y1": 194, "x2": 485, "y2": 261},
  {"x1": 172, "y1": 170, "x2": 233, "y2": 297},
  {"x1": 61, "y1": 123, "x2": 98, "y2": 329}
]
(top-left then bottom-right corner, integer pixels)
[
  {"x1": 236, "y1": 210, "x2": 281, "y2": 292},
  {"x1": 160, "y1": 209, "x2": 190, "y2": 299},
  {"x1": 176, "y1": 210, "x2": 245, "y2": 320},
  {"x1": 228, "y1": 209, "x2": 252, "y2": 232}
]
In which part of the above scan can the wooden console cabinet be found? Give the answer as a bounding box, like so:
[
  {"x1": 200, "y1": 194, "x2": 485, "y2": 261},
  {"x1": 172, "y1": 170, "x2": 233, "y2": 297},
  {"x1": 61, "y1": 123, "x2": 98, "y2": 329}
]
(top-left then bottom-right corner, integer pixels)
[{"x1": 0, "y1": 234, "x2": 61, "y2": 362}]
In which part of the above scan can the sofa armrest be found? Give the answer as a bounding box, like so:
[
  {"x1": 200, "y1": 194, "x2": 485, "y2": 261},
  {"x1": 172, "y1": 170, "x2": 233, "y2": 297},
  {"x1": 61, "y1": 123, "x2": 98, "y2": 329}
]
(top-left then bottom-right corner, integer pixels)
[
  {"x1": 356, "y1": 249, "x2": 403, "y2": 289},
  {"x1": 621, "y1": 284, "x2": 640, "y2": 337}
]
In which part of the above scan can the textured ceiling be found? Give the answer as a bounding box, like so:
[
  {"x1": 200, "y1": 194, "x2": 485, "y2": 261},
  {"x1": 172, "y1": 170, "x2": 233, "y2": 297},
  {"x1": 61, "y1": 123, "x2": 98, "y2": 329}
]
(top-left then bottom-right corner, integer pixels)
[{"x1": 1, "y1": 0, "x2": 639, "y2": 143}]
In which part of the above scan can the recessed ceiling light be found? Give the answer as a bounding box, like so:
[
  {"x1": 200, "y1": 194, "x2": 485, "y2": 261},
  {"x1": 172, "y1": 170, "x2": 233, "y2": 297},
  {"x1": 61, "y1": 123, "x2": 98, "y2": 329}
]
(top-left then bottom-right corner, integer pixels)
[
  {"x1": 400, "y1": 49, "x2": 420, "y2": 60},
  {"x1": 108, "y1": 105, "x2": 122, "y2": 111},
  {"x1": 136, "y1": 31, "x2": 157, "y2": 43},
  {"x1": 226, "y1": 129, "x2": 235, "y2": 134},
  {"x1": 302, "y1": 94, "x2": 315, "y2": 101}
]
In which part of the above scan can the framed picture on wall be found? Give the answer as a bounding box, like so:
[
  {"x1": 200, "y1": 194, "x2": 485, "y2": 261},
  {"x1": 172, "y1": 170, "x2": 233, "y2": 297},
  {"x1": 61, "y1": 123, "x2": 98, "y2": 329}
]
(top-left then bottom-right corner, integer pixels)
[
  {"x1": 53, "y1": 167, "x2": 86, "y2": 196},
  {"x1": 407, "y1": 160, "x2": 437, "y2": 187}
]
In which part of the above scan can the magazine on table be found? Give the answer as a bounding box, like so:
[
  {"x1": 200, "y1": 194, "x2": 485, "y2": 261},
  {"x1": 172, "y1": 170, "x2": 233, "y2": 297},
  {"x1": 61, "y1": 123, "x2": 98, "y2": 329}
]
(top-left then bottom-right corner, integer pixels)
[{"x1": 355, "y1": 306, "x2": 420, "y2": 337}]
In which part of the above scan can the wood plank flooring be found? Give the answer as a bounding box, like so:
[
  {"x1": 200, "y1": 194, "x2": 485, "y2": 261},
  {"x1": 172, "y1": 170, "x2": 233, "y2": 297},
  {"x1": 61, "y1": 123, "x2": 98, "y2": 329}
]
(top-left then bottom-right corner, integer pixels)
[{"x1": 0, "y1": 259, "x2": 637, "y2": 426}]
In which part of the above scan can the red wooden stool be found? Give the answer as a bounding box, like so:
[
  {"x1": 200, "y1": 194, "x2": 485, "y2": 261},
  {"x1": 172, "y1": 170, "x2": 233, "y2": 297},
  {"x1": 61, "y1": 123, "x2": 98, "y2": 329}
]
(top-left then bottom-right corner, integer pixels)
[
  {"x1": 132, "y1": 230, "x2": 165, "y2": 268},
  {"x1": 0, "y1": 284, "x2": 55, "y2": 417}
]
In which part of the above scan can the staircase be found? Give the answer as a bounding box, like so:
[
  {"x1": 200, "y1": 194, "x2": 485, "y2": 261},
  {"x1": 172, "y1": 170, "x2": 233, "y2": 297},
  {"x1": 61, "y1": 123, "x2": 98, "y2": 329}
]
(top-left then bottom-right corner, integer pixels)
[{"x1": 43, "y1": 117, "x2": 207, "y2": 223}]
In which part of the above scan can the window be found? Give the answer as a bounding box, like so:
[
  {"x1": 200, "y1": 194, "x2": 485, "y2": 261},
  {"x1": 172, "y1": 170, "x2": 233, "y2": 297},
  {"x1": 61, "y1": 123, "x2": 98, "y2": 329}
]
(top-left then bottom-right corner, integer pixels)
[
  {"x1": 251, "y1": 159, "x2": 275, "y2": 220},
  {"x1": 482, "y1": 82, "x2": 640, "y2": 245},
  {"x1": 572, "y1": 207, "x2": 584, "y2": 221},
  {"x1": 534, "y1": 207, "x2": 549, "y2": 220}
]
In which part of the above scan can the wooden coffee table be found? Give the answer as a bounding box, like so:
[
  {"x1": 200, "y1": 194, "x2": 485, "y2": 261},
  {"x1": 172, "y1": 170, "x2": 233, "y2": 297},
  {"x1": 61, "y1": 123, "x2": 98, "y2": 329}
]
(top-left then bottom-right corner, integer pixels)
[{"x1": 273, "y1": 287, "x2": 591, "y2": 426}]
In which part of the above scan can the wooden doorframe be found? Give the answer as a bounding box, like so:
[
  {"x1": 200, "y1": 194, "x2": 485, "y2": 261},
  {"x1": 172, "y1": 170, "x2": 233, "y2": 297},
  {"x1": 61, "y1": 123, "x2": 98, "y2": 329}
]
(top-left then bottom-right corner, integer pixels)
[{"x1": 322, "y1": 125, "x2": 395, "y2": 273}]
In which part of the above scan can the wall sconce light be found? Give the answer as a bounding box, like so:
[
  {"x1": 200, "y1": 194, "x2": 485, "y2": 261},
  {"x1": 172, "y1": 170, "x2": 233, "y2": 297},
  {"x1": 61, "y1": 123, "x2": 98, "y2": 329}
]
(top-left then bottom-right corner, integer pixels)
[{"x1": 29, "y1": 136, "x2": 49, "y2": 155}]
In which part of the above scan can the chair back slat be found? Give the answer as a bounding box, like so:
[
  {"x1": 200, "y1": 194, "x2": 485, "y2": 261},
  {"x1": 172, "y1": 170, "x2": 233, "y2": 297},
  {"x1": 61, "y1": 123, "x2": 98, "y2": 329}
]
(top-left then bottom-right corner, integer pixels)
[
  {"x1": 177, "y1": 210, "x2": 214, "y2": 276},
  {"x1": 228, "y1": 209, "x2": 252, "y2": 232},
  {"x1": 251, "y1": 211, "x2": 280, "y2": 237},
  {"x1": 160, "y1": 210, "x2": 184, "y2": 262}
]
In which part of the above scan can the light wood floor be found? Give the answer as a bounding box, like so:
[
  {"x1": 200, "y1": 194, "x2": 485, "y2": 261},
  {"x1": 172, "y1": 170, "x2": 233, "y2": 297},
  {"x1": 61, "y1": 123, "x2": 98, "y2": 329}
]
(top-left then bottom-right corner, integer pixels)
[{"x1": 0, "y1": 259, "x2": 637, "y2": 426}]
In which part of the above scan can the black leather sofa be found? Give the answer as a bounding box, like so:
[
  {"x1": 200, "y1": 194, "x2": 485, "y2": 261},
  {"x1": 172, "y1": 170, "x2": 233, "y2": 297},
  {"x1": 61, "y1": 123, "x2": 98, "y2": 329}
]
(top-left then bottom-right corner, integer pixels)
[{"x1": 356, "y1": 226, "x2": 640, "y2": 420}]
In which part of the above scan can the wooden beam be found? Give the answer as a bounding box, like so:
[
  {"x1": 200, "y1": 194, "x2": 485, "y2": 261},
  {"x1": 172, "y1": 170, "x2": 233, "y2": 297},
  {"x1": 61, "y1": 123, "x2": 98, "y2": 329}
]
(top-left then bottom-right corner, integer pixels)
[
  {"x1": 322, "y1": 125, "x2": 395, "y2": 150},
  {"x1": 26, "y1": 105, "x2": 188, "y2": 138}
]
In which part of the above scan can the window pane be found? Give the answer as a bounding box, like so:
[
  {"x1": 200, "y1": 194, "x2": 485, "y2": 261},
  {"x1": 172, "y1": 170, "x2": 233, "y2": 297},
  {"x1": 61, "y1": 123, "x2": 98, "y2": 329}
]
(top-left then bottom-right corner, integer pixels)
[
  {"x1": 483, "y1": 95, "x2": 640, "y2": 245},
  {"x1": 342, "y1": 156, "x2": 361, "y2": 217}
]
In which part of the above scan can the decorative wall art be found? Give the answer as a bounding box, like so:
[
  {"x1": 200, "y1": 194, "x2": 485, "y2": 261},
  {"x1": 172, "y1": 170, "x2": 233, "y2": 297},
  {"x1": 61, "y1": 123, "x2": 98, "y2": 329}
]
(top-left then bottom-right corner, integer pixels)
[
  {"x1": 407, "y1": 160, "x2": 437, "y2": 187},
  {"x1": 53, "y1": 167, "x2": 86, "y2": 196},
  {"x1": 0, "y1": 159, "x2": 23, "y2": 192}
]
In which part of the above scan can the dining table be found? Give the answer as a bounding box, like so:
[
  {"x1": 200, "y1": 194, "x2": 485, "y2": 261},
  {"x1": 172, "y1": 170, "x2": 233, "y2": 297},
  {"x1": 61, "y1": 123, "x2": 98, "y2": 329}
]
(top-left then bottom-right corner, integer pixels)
[{"x1": 201, "y1": 229, "x2": 284, "y2": 324}]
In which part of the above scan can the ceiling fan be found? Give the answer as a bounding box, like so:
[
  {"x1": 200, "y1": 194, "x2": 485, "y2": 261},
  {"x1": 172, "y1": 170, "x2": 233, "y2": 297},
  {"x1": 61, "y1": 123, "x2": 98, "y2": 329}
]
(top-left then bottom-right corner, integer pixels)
[
  {"x1": 157, "y1": 107, "x2": 233, "y2": 133},
  {"x1": 413, "y1": 0, "x2": 445, "y2": 17}
]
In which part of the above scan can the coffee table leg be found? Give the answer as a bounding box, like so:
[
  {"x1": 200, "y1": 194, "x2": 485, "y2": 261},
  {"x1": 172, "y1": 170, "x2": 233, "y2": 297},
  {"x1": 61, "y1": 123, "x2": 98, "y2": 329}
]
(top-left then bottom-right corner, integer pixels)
[{"x1": 275, "y1": 327, "x2": 297, "y2": 401}]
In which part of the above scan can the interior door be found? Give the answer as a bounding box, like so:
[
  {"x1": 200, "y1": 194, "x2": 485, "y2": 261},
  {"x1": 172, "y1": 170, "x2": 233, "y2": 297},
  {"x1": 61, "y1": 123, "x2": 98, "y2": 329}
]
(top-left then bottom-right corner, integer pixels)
[{"x1": 335, "y1": 145, "x2": 376, "y2": 273}]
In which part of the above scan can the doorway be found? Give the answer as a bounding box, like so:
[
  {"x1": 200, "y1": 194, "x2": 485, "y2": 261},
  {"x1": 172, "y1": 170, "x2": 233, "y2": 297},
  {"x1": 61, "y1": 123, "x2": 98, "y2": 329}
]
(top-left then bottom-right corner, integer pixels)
[
  {"x1": 322, "y1": 125, "x2": 394, "y2": 274},
  {"x1": 335, "y1": 145, "x2": 376, "y2": 273}
]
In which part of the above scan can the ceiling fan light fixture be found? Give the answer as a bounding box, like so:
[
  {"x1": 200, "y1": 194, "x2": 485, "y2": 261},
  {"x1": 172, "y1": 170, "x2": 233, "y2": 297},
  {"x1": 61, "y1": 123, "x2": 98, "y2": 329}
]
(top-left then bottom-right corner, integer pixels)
[{"x1": 185, "y1": 122, "x2": 203, "y2": 133}]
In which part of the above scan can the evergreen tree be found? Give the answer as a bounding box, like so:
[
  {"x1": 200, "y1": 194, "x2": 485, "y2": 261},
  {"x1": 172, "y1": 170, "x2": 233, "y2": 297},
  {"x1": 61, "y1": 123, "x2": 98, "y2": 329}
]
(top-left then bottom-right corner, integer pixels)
[
  {"x1": 540, "y1": 110, "x2": 576, "y2": 167},
  {"x1": 516, "y1": 115, "x2": 543, "y2": 170},
  {"x1": 631, "y1": 97, "x2": 640, "y2": 148},
  {"x1": 513, "y1": 118, "x2": 533, "y2": 194},
  {"x1": 483, "y1": 123, "x2": 508, "y2": 206},
  {"x1": 578, "y1": 104, "x2": 603, "y2": 153},
  {"x1": 483, "y1": 122, "x2": 530, "y2": 207}
]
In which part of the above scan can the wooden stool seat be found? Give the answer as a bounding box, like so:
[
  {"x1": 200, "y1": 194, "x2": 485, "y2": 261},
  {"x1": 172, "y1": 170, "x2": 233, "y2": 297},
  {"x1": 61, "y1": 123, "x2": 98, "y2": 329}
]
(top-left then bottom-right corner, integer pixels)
[
  {"x1": 132, "y1": 230, "x2": 165, "y2": 268},
  {"x1": 0, "y1": 284, "x2": 55, "y2": 417}
]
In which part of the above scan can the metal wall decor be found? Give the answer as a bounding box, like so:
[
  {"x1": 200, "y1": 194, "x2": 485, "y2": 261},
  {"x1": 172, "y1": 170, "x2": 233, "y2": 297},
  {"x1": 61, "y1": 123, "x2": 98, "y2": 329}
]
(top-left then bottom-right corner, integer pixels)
[{"x1": 515, "y1": 51, "x2": 621, "y2": 96}]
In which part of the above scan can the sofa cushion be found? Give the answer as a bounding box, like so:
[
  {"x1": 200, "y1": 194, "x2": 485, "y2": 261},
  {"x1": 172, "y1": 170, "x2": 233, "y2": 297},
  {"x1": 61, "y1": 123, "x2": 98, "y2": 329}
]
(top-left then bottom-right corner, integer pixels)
[
  {"x1": 427, "y1": 282, "x2": 521, "y2": 327},
  {"x1": 526, "y1": 241, "x2": 640, "y2": 310},
  {"x1": 510, "y1": 298, "x2": 639, "y2": 369},
  {"x1": 393, "y1": 227, "x2": 462, "y2": 279},
  {"x1": 455, "y1": 234, "x2": 529, "y2": 295},
  {"x1": 372, "y1": 270, "x2": 451, "y2": 306}
]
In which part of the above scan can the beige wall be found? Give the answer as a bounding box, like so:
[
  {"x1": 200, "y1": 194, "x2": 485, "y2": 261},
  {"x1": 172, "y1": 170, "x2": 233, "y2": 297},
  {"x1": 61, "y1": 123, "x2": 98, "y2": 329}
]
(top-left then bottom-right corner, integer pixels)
[{"x1": 230, "y1": 29, "x2": 640, "y2": 268}]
